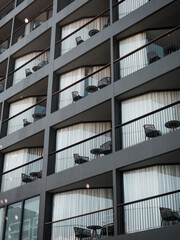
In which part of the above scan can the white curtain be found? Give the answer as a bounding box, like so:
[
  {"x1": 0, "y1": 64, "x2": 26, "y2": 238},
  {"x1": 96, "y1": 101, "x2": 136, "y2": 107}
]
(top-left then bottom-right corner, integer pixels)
[
  {"x1": 119, "y1": 33, "x2": 148, "y2": 78},
  {"x1": 13, "y1": 51, "x2": 50, "y2": 85},
  {"x1": 59, "y1": 66, "x2": 110, "y2": 109},
  {"x1": 7, "y1": 97, "x2": 36, "y2": 134},
  {"x1": 123, "y1": 165, "x2": 180, "y2": 233},
  {"x1": 118, "y1": 0, "x2": 149, "y2": 19},
  {"x1": 121, "y1": 91, "x2": 180, "y2": 148},
  {"x1": 1, "y1": 148, "x2": 43, "y2": 192},
  {"x1": 61, "y1": 17, "x2": 108, "y2": 55},
  {"x1": 55, "y1": 122, "x2": 111, "y2": 172},
  {"x1": 0, "y1": 207, "x2": 5, "y2": 240},
  {"x1": 51, "y1": 188, "x2": 113, "y2": 240}
]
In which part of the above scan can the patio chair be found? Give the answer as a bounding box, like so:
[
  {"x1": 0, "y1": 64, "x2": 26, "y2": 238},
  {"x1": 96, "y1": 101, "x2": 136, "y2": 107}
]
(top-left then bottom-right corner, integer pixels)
[
  {"x1": 72, "y1": 91, "x2": 83, "y2": 101},
  {"x1": 147, "y1": 51, "x2": 160, "y2": 64},
  {"x1": 32, "y1": 105, "x2": 46, "y2": 121},
  {"x1": 97, "y1": 77, "x2": 111, "y2": 89},
  {"x1": 73, "y1": 153, "x2": 89, "y2": 164},
  {"x1": 100, "y1": 141, "x2": 112, "y2": 155},
  {"x1": 21, "y1": 173, "x2": 33, "y2": 183},
  {"x1": 143, "y1": 124, "x2": 162, "y2": 140},
  {"x1": 74, "y1": 227, "x2": 91, "y2": 239},
  {"x1": 75, "y1": 36, "x2": 84, "y2": 45},
  {"x1": 25, "y1": 68, "x2": 33, "y2": 77},
  {"x1": 159, "y1": 207, "x2": 180, "y2": 226},
  {"x1": 23, "y1": 118, "x2": 32, "y2": 127}
]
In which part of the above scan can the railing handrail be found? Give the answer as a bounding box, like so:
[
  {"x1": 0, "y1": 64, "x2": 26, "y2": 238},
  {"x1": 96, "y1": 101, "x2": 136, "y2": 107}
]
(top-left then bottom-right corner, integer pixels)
[
  {"x1": 2, "y1": 97, "x2": 47, "y2": 124},
  {"x1": 0, "y1": 2, "x2": 53, "y2": 45},
  {"x1": 0, "y1": 156, "x2": 43, "y2": 176},
  {"x1": 49, "y1": 129, "x2": 112, "y2": 156},
  {"x1": 55, "y1": 7, "x2": 110, "y2": 46},
  {"x1": 45, "y1": 206, "x2": 114, "y2": 225},
  {"x1": 52, "y1": 63, "x2": 110, "y2": 97},
  {"x1": 115, "y1": 100, "x2": 180, "y2": 129},
  {"x1": 0, "y1": 0, "x2": 14, "y2": 14},
  {"x1": 117, "y1": 189, "x2": 180, "y2": 207}
]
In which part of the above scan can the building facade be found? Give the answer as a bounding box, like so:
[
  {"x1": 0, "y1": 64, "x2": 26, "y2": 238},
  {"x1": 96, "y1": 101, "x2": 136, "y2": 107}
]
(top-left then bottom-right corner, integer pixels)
[{"x1": 0, "y1": 0, "x2": 180, "y2": 239}]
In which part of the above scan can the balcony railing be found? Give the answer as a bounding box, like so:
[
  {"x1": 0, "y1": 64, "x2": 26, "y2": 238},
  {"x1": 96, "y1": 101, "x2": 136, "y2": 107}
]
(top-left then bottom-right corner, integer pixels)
[
  {"x1": 0, "y1": 0, "x2": 15, "y2": 21},
  {"x1": 49, "y1": 129, "x2": 112, "y2": 174},
  {"x1": 55, "y1": 8, "x2": 110, "y2": 57},
  {"x1": 0, "y1": 156, "x2": 43, "y2": 192},
  {"x1": 52, "y1": 64, "x2": 111, "y2": 111},
  {"x1": 1, "y1": 98, "x2": 47, "y2": 136},
  {"x1": 45, "y1": 206, "x2": 114, "y2": 240},
  {"x1": 118, "y1": 189, "x2": 180, "y2": 234},
  {"x1": 12, "y1": 3, "x2": 53, "y2": 45},
  {"x1": 112, "y1": 0, "x2": 149, "y2": 22},
  {"x1": 115, "y1": 100, "x2": 180, "y2": 150},
  {"x1": 114, "y1": 26, "x2": 180, "y2": 80}
]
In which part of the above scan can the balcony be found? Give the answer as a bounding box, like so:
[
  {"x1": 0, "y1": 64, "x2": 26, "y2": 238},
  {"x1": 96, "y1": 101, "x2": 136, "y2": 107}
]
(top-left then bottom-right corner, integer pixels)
[
  {"x1": 0, "y1": 0, "x2": 15, "y2": 21},
  {"x1": 0, "y1": 148, "x2": 43, "y2": 192},
  {"x1": 1, "y1": 96, "x2": 47, "y2": 137},
  {"x1": 114, "y1": 27, "x2": 180, "y2": 81},
  {"x1": 49, "y1": 121, "x2": 112, "y2": 175},
  {"x1": 118, "y1": 190, "x2": 180, "y2": 234},
  {"x1": 12, "y1": 1, "x2": 53, "y2": 45},
  {"x1": 116, "y1": 99, "x2": 180, "y2": 150}
]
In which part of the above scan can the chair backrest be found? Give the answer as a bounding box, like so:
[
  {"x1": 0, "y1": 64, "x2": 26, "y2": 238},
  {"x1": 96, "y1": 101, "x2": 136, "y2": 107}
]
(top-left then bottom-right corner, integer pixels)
[
  {"x1": 72, "y1": 91, "x2": 79, "y2": 98},
  {"x1": 25, "y1": 68, "x2": 32, "y2": 76},
  {"x1": 73, "y1": 153, "x2": 80, "y2": 161},
  {"x1": 143, "y1": 124, "x2": 156, "y2": 133},
  {"x1": 159, "y1": 207, "x2": 173, "y2": 219},
  {"x1": 75, "y1": 36, "x2": 84, "y2": 45},
  {"x1": 147, "y1": 51, "x2": 159, "y2": 61},
  {"x1": 74, "y1": 227, "x2": 91, "y2": 238}
]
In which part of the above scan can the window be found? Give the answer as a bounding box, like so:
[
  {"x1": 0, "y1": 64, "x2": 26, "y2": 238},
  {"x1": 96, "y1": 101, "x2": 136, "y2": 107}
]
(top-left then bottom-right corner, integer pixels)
[{"x1": 1, "y1": 196, "x2": 40, "y2": 240}]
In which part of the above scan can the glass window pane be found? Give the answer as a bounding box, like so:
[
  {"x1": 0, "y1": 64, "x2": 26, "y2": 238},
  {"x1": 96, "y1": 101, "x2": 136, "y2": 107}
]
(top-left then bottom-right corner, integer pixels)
[
  {"x1": 22, "y1": 196, "x2": 40, "y2": 240},
  {"x1": 5, "y1": 202, "x2": 22, "y2": 240},
  {"x1": 0, "y1": 207, "x2": 6, "y2": 240}
]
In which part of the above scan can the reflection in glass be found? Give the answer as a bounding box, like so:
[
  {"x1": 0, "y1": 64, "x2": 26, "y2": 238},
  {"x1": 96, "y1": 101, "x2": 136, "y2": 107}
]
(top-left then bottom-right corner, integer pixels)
[
  {"x1": 5, "y1": 202, "x2": 22, "y2": 240},
  {"x1": 22, "y1": 196, "x2": 40, "y2": 240},
  {"x1": 0, "y1": 207, "x2": 6, "y2": 240}
]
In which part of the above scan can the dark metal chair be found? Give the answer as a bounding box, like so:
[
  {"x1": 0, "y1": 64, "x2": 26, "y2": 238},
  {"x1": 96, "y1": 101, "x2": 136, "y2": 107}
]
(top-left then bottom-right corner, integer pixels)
[
  {"x1": 100, "y1": 141, "x2": 112, "y2": 155},
  {"x1": 97, "y1": 77, "x2": 111, "y2": 89},
  {"x1": 25, "y1": 68, "x2": 33, "y2": 77},
  {"x1": 21, "y1": 173, "x2": 33, "y2": 183},
  {"x1": 23, "y1": 119, "x2": 32, "y2": 127},
  {"x1": 74, "y1": 227, "x2": 91, "y2": 239},
  {"x1": 75, "y1": 36, "x2": 84, "y2": 45},
  {"x1": 73, "y1": 154, "x2": 89, "y2": 164},
  {"x1": 160, "y1": 207, "x2": 180, "y2": 226},
  {"x1": 147, "y1": 51, "x2": 160, "y2": 64},
  {"x1": 72, "y1": 91, "x2": 83, "y2": 101},
  {"x1": 143, "y1": 124, "x2": 162, "y2": 140}
]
